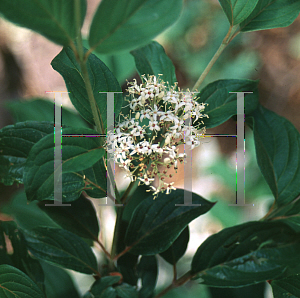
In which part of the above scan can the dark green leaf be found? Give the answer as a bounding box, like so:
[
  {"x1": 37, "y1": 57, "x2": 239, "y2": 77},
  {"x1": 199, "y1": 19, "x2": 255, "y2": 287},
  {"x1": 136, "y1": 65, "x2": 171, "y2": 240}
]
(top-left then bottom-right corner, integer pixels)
[
  {"x1": 261, "y1": 194, "x2": 300, "y2": 232},
  {"x1": 0, "y1": 0, "x2": 86, "y2": 45},
  {"x1": 51, "y1": 46, "x2": 123, "y2": 128},
  {"x1": 83, "y1": 158, "x2": 107, "y2": 199},
  {"x1": 116, "y1": 283, "x2": 138, "y2": 298},
  {"x1": 122, "y1": 184, "x2": 151, "y2": 223},
  {"x1": 218, "y1": 0, "x2": 259, "y2": 25},
  {"x1": 271, "y1": 274, "x2": 300, "y2": 298},
  {"x1": 41, "y1": 261, "x2": 80, "y2": 298},
  {"x1": 89, "y1": 0, "x2": 183, "y2": 54},
  {"x1": 2, "y1": 190, "x2": 59, "y2": 230},
  {"x1": 0, "y1": 264, "x2": 45, "y2": 298},
  {"x1": 82, "y1": 39, "x2": 136, "y2": 85},
  {"x1": 5, "y1": 98, "x2": 88, "y2": 128},
  {"x1": 191, "y1": 221, "x2": 300, "y2": 287},
  {"x1": 159, "y1": 226, "x2": 189, "y2": 265},
  {"x1": 240, "y1": 0, "x2": 300, "y2": 32},
  {"x1": 125, "y1": 189, "x2": 215, "y2": 255},
  {"x1": 23, "y1": 127, "x2": 104, "y2": 202},
  {"x1": 130, "y1": 41, "x2": 177, "y2": 85},
  {"x1": 276, "y1": 216, "x2": 300, "y2": 233},
  {"x1": 137, "y1": 256, "x2": 157, "y2": 298},
  {"x1": 86, "y1": 276, "x2": 121, "y2": 297},
  {"x1": 117, "y1": 252, "x2": 139, "y2": 286},
  {"x1": 23, "y1": 227, "x2": 98, "y2": 274},
  {"x1": 208, "y1": 283, "x2": 266, "y2": 298},
  {"x1": 38, "y1": 194, "x2": 99, "y2": 240},
  {"x1": 197, "y1": 79, "x2": 259, "y2": 128},
  {"x1": 246, "y1": 105, "x2": 300, "y2": 207},
  {"x1": 0, "y1": 121, "x2": 54, "y2": 185}
]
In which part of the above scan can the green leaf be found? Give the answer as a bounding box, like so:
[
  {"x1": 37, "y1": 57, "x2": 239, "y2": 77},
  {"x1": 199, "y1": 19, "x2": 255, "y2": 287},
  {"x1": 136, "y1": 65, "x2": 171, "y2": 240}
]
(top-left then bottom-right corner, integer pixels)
[
  {"x1": 117, "y1": 252, "x2": 139, "y2": 286},
  {"x1": 0, "y1": 264, "x2": 45, "y2": 298},
  {"x1": 51, "y1": 46, "x2": 123, "y2": 128},
  {"x1": 276, "y1": 216, "x2": 300, "y2": 234},
  {"x1": 41, "y1": 261, "x2": 80, "y2": 298},
  {"x1": 0, "y1": 121, "x2": 54, "y2": 185},
  {"x1": 23, "y1": 227, "x2": 98, "y2": 274},
  {"x1": 5, "y1": 98, "x2": 88, "y2": 128},
  {"x1": 89, "y1": 0, "x2": 183, "y2": 54},
  {"x1": 208, "y1": 283, "x2": 266, "y2": 298},
  {"x1": 0, "y1": 0, "x2": 86, "y2": 45},
  {"x1": 38, "y1": 194, "x2": 99, "y2": 240},
  {"x1": 116, "y1": 283, "x2": 139, "y2": 298},
  {"x1": 82, "y1": 158, "x2": 107, "y2": 199},
  {"x1": 197, "y1": 79, "x2": 259, "y2": 129},
  {"x1": 82, "y1": 39, "x2": 136, "y2": 85},
  {"x1": 137, "y1": 256, "x2": 157, "y2": 298},
  {"x1": 125, "y1": 189, "x2": 215, "y2": 255},
  {"x1": 191, "y1": 221, "x2": 300, "y2": 287},
  {"x1": 130, "y1": 41, "x2": 177, "y2": 85},
  {"x1": 159, "y1": 226, "x2": 189, "y2": 265},
  {"x1": 218, "y1": 0, "x2": 259, "y2": 25},
  {"x1": 86, "y1": 276, "x2": 121, "y2": 297},
  {"x1": 271, "y1": 274, "x2": 300, "y2": 298},
  {"x1": 240, "y1": 0, "x2": 300, "y2": 32},
  {"x1": 2, "y1": 190, "x2": 59, "y2": 230},
  {"x1": 246, "y1": 105, "x2": 300, "y2": 207},
  {"x1": 23, "y1": 127, "x2": 104, "y2": 202},
  {"x1": 122, "y1": 184, "x2": 151, "y2": 223}
]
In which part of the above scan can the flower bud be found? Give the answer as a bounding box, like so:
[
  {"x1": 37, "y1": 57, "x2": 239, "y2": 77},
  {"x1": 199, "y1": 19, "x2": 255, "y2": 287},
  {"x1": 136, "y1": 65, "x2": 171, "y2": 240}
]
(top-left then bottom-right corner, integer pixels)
[{"x1": 164, "y1": 157, "x2": 171, "y2": 164}]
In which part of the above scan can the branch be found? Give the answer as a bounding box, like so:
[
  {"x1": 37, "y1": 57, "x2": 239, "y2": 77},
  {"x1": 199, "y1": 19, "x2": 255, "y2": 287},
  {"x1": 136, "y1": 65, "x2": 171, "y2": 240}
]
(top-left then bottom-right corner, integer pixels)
[
  {"x1": 192, "y1": 25, "x2": 239, "y2": 91},
  {"x1": 154, "y1": 271, "x2": 194, "y2": 298}
]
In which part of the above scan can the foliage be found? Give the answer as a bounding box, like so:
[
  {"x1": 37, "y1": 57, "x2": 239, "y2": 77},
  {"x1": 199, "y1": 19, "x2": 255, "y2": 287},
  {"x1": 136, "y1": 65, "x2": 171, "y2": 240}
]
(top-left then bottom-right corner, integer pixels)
[{"x1": 0, "y1": 1, "x2": 300, "y2": 297}]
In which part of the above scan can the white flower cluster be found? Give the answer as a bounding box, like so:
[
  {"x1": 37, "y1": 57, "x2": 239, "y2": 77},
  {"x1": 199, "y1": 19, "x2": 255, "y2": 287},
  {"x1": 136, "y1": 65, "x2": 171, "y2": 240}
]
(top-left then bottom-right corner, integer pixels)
[{"x1": 106, "y1": 75, "x2": 208, "y2": 197}]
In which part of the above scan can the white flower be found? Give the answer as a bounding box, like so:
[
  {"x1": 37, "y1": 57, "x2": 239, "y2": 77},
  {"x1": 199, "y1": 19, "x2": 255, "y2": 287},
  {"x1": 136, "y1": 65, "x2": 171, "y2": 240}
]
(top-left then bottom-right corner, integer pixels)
[
  {"x1": 160, "y1": 110, "x2": 177, "y2": 123},
  {"x1": 139, "y1": 174, "x2": 155, "y2": 185},
  {"x1": 149, "y1": 120, "x2": 160, "y2": 131},
  {"x1": 105, "y1": 75, "x2": 208, "y2": 197},
  {"x1": 151, "y1": 144, "x2": 163, "y2": 155},
  {"x1": 186, "y1": 137, "x2": 200, "y2": 150},
  {"x1": 151, "y1": 104, "x2": 160, "y2": 121},
  {"x1": 165, "y1": 182, "x2": 176, "y2": 194}
]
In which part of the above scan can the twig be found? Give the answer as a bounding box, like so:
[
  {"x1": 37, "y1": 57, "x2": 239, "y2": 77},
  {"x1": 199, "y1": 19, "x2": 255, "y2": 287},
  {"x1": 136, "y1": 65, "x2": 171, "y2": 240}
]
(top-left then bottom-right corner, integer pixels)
[
  {"x1": 192, "y1": 25, "x2": 239, "y2": 91},
  {"x1": 154, "y1": 271, "x2": 194, "y2": 298}
]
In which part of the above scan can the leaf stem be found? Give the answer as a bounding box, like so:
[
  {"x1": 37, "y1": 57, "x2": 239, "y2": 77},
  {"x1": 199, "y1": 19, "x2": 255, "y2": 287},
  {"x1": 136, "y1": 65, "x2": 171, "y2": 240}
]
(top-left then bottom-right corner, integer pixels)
[
  {"x1": 106, "y1": 159, "x2": 121, "y2": 204},
  {"x1": 173, "y1": 264, "x2": 177, "y2": 281},
  {"x1": 79, "y1": 61, "x2": 104, "y2": 134},
  {"x1": 112, "y1": 245, "x2": 132, "y2": 261},
  {"x1": 74, "y1": 0, "x2": 104, "y2": 134},
  {"x1": 120, "y1": 166, "x2": 141, "y2": 204},
  {"x1": 95, "y1": 238, "x2": 111, "y2": 259},
  {"x1": 110, "y1": 166, "x2": 142, "y2": 260},
  {"x1": 74, "y1": 0, "x2": 84, "y2": 61},
  {"x1": 192, "y1": 25, "x2": 239, "y2": 91},
  {"x1": 110, "y1": 206, "x2": 124, "y2": 259}
]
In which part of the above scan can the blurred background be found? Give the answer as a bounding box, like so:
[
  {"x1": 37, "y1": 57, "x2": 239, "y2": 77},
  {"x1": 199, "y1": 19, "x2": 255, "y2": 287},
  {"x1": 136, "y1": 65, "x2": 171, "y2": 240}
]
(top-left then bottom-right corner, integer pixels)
[{"x1": 0, "y1": 0, "x2": 300, "y2": 297}]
